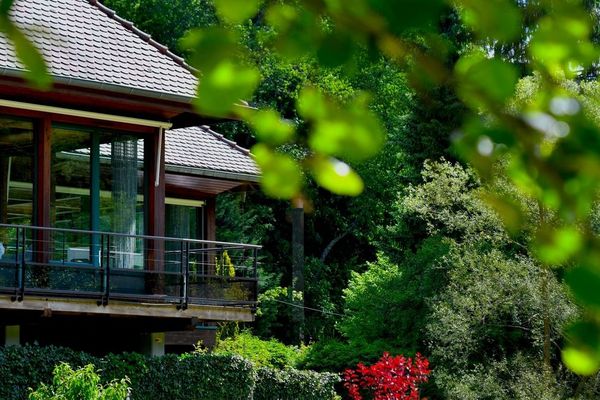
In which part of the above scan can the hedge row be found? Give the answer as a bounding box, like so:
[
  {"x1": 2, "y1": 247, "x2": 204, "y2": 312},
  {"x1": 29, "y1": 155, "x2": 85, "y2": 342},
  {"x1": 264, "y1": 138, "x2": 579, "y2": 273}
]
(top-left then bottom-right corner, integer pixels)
[{"x1": 0, "y1": 345, "x2": 340, "y2": 400}]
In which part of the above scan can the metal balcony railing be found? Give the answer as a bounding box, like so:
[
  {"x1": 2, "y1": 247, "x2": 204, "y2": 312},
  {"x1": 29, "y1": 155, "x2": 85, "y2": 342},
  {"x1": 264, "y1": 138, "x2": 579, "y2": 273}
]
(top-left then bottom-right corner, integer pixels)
[{"x1": 0, "y1": 223, "x2": 260, "y2": 309}]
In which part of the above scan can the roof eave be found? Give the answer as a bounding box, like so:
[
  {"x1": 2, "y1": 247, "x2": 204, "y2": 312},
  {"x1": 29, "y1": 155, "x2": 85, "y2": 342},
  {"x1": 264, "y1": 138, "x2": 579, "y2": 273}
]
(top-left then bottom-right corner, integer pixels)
[
  {"x1": 165, "y1": 164, "x2": 261, "y2": 183},
  {"x1": 0, "y1": 67, "x2": 196, "y2": 104}
]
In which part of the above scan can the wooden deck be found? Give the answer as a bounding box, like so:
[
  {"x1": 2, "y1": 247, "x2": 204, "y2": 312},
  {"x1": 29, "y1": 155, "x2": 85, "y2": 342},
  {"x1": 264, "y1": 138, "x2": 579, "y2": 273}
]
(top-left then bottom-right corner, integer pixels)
[{"x1": 0, "y1": 294, "x2": 254, "y2": 322}]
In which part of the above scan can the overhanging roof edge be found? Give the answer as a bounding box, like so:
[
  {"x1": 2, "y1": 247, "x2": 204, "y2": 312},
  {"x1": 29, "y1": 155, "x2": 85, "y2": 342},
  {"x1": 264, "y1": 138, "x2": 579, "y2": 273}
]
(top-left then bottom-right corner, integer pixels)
[
  {"x1": 0, "y1": 67, "x2": 196, "y2": 104},
  {"x1": 165, "y1": 164, "x2": 260, "y2": 183}
]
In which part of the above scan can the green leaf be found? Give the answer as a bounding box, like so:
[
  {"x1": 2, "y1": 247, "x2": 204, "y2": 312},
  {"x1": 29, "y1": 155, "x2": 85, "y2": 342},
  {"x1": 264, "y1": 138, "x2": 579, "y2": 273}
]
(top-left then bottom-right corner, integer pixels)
[
  {"x1": 0, "y1": 0, "x2": 14, "y2": 16},
  {"x1": 529, "y1": 11, "x2": 598, "y2": 78},
  {"x1": 366, "y1": 0, "x2": 445, "y2": 35},
  {"x1": 310, "y1": 156, "x2": 364, "y2": 196},
  {"x1": 2, "y1": 18, "x2": 51, "y2": 90},
  {"x1": 265, "y1": 5, "x2": 321, "y2": 60},
  {"x1": 252, "y1": 144, "x2": 302, "y2": 199},
  {"x1": 566, "y1": 265, "x2": 600, "y2": 308},
  {"x1": 457, "y1": 0, "x2": 521, "y2": 42},
  {"x1": 213, "y1": 0, "x2": 260, "y2": 24},
  {"x1": 181, "y1": 27, "x2": 242, "y2": 71},
  {"x1": 298, "y1": 88, "x2": 385, "y2": 161},
  {"x1": 194, "y1": 61, "x2": 260, "y2": 117},
  {"x1": 534, "y1": 226, "x2": 583, "y2": 266},
  {"x1": 297, "y1": 86, "x2": 328, "y2": 120},
  {"x1": 246, "y1": 109, "x2": 295, "y2": 146},
  {"x1": 563, "y1": 347, "x2": 600, "y2": 376},
  {"x1": 455, "y1": 53, "x2": 518, "y2": 109}
]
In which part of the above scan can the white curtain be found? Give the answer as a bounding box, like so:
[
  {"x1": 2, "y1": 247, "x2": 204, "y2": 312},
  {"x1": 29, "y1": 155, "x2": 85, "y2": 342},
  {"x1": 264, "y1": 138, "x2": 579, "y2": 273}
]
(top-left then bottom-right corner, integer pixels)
[{"x1": 111, "y1": 137, "x2": 138, "y2": 269}]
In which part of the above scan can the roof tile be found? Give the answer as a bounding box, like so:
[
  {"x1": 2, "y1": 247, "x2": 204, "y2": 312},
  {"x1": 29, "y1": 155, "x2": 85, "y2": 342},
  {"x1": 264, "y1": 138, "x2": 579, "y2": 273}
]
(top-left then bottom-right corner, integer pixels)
[{"x1": 0, "y1": 0, "x2": 198, "y2": 99}]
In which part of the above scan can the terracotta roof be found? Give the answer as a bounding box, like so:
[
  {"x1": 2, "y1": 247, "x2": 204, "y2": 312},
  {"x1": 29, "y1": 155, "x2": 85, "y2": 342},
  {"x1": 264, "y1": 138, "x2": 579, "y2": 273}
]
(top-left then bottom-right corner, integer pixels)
[
  {"x1": 166, "y1": 126, "x2": 260, "y2": 181},
  {"x1": 0, "y1": 0, "x2": 198, "y2": 100}
]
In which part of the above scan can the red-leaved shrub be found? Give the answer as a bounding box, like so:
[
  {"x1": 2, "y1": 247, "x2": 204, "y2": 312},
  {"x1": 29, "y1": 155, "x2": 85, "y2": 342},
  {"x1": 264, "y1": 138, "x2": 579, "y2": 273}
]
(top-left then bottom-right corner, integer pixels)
[{"x1": 343, "y1": 352, "x2": 430, "y2": 400}]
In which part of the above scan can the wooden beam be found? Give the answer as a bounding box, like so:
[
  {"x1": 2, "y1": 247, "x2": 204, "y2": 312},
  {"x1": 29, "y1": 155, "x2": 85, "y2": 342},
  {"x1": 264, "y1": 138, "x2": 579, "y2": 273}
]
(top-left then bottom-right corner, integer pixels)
[
  {"x1": 34, "y1": 118, "x2": 52, "y2": 273},
  {"x1": 204, "y1": 197, "x2": 216, "y2": 242},
  {"x1": 145, "y1": 129, "x2": 166, "y2": 292},
  {"x1": 35, "y1": 117, "x2": 51, "y2": 228},
  {"x1": 0, "y1": 296, "x2": 254, "y2": 321}
]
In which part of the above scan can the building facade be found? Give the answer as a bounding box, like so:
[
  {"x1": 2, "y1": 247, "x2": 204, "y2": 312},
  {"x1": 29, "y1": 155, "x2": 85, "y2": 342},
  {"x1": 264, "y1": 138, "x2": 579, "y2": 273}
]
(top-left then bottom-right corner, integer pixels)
[{"x1": 0, "y1": 0, "x2": 260, "y2": 354}]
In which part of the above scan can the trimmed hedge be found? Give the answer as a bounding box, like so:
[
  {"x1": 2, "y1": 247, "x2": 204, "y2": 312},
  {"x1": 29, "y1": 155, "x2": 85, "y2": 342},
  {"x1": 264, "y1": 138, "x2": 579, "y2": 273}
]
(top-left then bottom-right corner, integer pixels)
[
  {"x1": 0, "y1": 345, "x2": 339, "y2": 400},
  {"x1": 254, "y1": 367, "x2": 340, "y2": 400}
]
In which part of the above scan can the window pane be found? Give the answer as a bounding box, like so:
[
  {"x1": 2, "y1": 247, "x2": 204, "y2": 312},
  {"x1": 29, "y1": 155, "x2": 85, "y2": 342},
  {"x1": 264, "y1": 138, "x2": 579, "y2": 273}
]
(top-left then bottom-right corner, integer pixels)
[
  {"x1": 100, "y1": 133, "x2": 144, "y2": 269},
  {"x1": 51, "y1": 126, "x2": 92, "y2": 263},
  {"x1": 0, "y1": 117, "x2": 33, "y2": 269},
  {"x1": 0, "y1": 117, "x2": 34, "y2": 227}
]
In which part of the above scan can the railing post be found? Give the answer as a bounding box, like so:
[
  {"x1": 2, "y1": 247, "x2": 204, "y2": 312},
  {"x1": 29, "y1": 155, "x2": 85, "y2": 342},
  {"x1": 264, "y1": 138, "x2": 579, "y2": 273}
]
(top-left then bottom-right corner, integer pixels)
[
  {"x1": 102, "y1": 234, "x2": 111, "y2": 306},
  {"x1": 178, "y1": 241, "x2": 188, "y2": 310},
  {"x1": 253, "y1": 248, "x2": 258, "y2": 279},
  {"x1": 11, "y1": 227, "x2": 20, "y2": 301}
]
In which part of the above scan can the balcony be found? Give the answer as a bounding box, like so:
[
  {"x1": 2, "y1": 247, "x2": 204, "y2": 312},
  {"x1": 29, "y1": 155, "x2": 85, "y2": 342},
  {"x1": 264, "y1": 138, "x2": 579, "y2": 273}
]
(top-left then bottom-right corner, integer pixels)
[{"x1": 0, "y1": 224, "x2": 259, "y2": 322}]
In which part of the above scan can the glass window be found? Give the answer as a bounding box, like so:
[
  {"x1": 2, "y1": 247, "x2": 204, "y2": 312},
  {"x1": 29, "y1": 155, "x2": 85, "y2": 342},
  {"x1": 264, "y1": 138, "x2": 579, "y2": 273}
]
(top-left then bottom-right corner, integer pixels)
[
  {"x1": 0, "y1": 117, "x2": 34, "y2": 264},
  {"x1": 99, "y1": 133, "x2": 144, "y2": 269},
  {"x1": 0, "y1": 117, "x2": 34, "y2": 225},
  {"x1": 49, "y1": 126, "x2": 145, "y2": 268}
]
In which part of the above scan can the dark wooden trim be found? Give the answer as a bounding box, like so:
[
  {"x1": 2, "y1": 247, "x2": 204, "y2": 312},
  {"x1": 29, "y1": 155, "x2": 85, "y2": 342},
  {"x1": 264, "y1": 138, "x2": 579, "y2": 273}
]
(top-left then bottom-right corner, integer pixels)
[
  {"x1": 204, "y1": 197, "x2": 216, "y2": 242},
  {"x1": 35, "y1": 117, "x2": 51, "y2": 228},
  {"x1": 33, "y1": 117, "x2": 52, "y2": 275},
  {"x1": 203, "y1": 197, "x2": 216, "y2": 275},
  {"x1": 145, "y1": 129, "x2": 166, "y2": 292},
  {"x1": 0, "y1": 106, "x2": 157, "y2": 134},
  {"x1": 0, "y1": 77, "x2": 196, "y2": 121}
]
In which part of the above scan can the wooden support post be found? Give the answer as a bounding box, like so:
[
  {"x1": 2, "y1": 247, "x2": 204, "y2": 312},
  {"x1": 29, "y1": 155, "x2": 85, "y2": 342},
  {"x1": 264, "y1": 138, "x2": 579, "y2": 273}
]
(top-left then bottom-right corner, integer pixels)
[
  {"x1": 34, "y1": 118, "x2": 52, "y2": 285},
  {"x1": 144, "y1": 129, "x2": 165, "y2": 293},
  {"x1": 143, "y1": 332, "x2": 165, "y2": 356},
  {"x1": 203, "y1": 197, "x2": 216, "y2": 275},
  {"x1": 0, "y1": 157, "x2": 8, "y2": 225},
  {"x1": 5, "y1": 325, "x2": 20, "y2": 346}
]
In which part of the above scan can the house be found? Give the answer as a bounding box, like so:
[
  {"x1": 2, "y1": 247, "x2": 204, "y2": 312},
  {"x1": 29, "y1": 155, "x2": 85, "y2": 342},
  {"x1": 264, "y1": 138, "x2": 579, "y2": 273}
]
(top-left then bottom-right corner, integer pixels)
[{"x1": 0, "y1": 0, "x2": 261, "y2": 354}]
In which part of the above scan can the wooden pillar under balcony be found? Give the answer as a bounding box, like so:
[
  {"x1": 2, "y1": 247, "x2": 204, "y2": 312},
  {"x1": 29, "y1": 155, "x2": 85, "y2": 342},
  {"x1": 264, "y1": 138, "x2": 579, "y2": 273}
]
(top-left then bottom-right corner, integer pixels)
[
  {"x1": 0, "y1": 157, "x2": 8, "y2": 225},
  {"x1": 34, "y1": 117, "x2": 51, "y2": 276},
  {"x1": 145, "y1": 128, "x2": 165, "y2": 293},
  {"x1": 204, "y1": 197, "x2": 216, "y2": 242},
  {"x1": 203, "y1": 197, "x2": 216, "y2": 275}
]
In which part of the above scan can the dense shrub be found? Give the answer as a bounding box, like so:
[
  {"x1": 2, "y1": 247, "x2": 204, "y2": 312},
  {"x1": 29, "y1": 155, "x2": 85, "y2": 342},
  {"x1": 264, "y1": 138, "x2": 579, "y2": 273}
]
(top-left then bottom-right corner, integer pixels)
[
  {"x1": 343, "y1": 353, "x2": 430, "y2": 400},
  {"x1": 213, "y1": 330, "x2": 305, "y2": 369},
  {"x1": 254, "y1": 367, "x2": 340, "y2": 400},
  {"x1": 29, "y1": 363, "x2": 129, "y2": 400},
  {"x1": 0, "y1": 345, "x2": 338, "y2": 400}
]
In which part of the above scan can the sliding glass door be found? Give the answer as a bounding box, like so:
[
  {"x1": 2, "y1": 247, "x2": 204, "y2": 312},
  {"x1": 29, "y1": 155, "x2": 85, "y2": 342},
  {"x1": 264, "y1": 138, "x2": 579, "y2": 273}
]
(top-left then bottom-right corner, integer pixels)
[
  {"x1": 0, "y1": 117, "x2": 34, "y2": 265},
  {"x1": 51, "y1": 125, "x2": 145, "y2": 268}
]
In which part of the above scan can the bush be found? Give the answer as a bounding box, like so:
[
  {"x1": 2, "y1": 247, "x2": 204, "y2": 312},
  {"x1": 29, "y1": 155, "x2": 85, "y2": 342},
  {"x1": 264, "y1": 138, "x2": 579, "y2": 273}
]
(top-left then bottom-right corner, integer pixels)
[
  {"x1": 254, "y1": 367, "x2": 340, "y2": 400},
  {"x1": 213, "y1": 331, "x2": 305, "y2": 369},
  {"x1": 343, "y1": 353, "x2": 430, "y2": 400},
  {"x1": 0, "y1": 345, "x2": 339, "y2": 400},
  {"x1": 28, "y1": 363, "x2": 129, "y2": 400}
]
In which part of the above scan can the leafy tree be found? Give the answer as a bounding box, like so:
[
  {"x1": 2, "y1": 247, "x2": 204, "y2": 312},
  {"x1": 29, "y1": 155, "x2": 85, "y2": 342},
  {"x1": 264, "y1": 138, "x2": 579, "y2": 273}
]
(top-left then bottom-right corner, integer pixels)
[
  {"x1": 28, "y1": 363, "x2": 129, "y2": 400},
  {"x1": 101, "y1": 0, "x2": 217, "y2": 55}
]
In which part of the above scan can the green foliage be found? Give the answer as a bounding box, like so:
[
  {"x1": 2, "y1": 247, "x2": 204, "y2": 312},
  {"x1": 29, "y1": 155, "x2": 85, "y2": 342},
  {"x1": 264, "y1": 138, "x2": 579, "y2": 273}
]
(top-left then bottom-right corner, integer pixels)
[
  {"x1": 0, "y1": 345, "x2": 338, "y2": 400},
  {"x1": 300, "y1": 339, "x2": 406, "y2": 373},
  {"x1": 213, "y1": 331, "x2": 305, "y2": 369},
  {"x1": 254, "y1": 367, "x2": 340, "y2": 400},
  {"x1": 102, "y1": 0, "x2": 217, "y2": 55},
  {"x1": 28, "y1": 363, "x2": 129, "y2": 400},
  {"x1": 254, "y1": 286, "x2": 303, "y2": 341}
]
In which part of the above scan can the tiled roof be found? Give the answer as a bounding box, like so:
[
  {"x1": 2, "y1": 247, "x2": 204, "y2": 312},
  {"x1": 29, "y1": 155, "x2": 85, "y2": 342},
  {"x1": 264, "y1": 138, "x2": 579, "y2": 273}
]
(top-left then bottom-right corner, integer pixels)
[
  {"x1": 72, "y1": 126, "x2": 260, "y2": 181},
  {"x1": 0, "y1": 0, "x2": 198, "y2": 100},
  {"x1": 166, "y1": 127, "x2": 260, "y2": 180}
]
